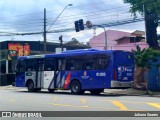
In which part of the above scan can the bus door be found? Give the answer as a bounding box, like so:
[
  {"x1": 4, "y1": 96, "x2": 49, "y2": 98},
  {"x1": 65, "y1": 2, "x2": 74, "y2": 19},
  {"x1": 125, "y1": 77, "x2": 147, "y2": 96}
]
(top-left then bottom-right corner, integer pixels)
[
  {"x1": 54, "y1": 59, "x2": 66, "y2": 89},
  {"x1": 44, "y1": 58, "x2": 55, "y2": 89},
  {"x1": 36, "y1": 59, "x2": 44, "y2": 88}
]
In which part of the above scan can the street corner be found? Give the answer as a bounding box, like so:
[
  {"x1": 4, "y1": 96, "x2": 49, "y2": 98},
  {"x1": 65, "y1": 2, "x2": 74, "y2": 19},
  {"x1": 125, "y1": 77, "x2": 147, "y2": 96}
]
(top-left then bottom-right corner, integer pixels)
[{"x1": 0, "y1": 85, "x2": 18, "y2": 90}]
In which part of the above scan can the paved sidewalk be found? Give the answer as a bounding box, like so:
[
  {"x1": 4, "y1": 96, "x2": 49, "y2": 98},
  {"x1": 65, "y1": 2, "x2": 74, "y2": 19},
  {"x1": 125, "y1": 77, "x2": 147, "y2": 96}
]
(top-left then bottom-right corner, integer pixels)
[
  {"x1": 0, "y1": 85, "x2": 18, "y2": 90},
  {"x1": 104, "y1": 88, "x2": 160, "y2": 97}
]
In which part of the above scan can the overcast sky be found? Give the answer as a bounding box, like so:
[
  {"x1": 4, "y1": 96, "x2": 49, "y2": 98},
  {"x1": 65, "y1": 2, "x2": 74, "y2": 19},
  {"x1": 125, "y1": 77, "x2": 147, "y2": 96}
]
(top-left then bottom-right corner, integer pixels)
[{"x1": 0, "y1": 0, "x2": 159, "y2": 44}]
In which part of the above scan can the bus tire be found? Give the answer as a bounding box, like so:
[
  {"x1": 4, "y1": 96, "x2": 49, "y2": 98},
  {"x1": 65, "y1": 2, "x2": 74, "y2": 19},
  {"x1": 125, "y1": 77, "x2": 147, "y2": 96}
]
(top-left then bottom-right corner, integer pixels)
[
  {"x1": 48, "y1": 89, "x2": 55, "y2": 93},
  {"x1": 27, "y1": 80, "x2": 35, "y2": 92},
  {"x1": 90, "y1": 89, "x2": 104, "y2": 95},
  {"x1": 70, "y1": 80, "x2": 84, "y2": 94}
]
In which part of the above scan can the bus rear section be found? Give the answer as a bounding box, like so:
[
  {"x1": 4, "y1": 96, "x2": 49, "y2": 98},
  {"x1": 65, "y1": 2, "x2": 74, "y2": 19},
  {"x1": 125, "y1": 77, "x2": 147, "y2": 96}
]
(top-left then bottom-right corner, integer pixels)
[{"x1": 111, "y1": 51, "x2": 134, "y2": 88}]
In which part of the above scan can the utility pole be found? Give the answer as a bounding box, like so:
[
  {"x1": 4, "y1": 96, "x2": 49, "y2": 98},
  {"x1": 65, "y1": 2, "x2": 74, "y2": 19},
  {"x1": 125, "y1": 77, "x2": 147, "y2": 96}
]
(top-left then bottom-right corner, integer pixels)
[{"x1": 43, "y1": 8, "x2": 47, "y2": 54}]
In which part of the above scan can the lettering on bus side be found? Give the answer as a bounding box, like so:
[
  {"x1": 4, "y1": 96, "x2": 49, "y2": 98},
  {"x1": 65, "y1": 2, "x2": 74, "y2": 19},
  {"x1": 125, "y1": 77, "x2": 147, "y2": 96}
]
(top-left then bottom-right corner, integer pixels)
[{"x1": 96, "y1": 72, "x2": 106, "y2": 76}]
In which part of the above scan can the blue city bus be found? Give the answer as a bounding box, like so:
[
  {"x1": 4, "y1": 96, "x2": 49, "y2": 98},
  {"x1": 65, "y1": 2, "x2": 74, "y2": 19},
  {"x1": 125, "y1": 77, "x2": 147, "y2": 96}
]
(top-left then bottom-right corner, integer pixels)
[{"x1": 15, "y1": 49, "x2": 134, "y2": 94}]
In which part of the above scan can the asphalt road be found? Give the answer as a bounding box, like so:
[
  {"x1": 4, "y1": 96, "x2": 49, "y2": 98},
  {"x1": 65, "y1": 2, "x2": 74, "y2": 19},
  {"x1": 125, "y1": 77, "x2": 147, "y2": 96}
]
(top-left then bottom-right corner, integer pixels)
[{"x1": 0, "y1": 87, "x2": 160, "y2": 120}]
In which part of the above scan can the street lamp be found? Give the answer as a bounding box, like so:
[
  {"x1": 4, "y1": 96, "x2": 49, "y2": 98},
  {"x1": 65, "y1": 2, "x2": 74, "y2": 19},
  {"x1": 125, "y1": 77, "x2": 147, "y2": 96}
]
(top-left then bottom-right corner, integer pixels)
[
  {"x1": 47, "y1": 4, "x2": 73, "y2": 31},
  {"x1": 44, "y1": 4, "x2": 72, "y2": 54}
]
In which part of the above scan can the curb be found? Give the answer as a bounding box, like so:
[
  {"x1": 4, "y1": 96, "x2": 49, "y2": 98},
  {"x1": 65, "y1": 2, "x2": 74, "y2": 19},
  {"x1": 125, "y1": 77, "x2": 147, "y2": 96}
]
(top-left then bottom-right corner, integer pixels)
[{"x1": 0, "y1": 85, "x2": 18, "y2": 90}]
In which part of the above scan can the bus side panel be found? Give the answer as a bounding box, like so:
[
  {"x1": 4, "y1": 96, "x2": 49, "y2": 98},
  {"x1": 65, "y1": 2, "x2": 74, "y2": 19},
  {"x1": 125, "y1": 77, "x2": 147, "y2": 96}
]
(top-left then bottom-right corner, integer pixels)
[
  {"x1": 56, "y1": 71, "x2": 66, "y2": 88},
  {"x1": 15, "y1": 72, "x2": 25, "y2": 87},
  {"x1": 80, "y1": 70, "x2": 108, "y2": 89},
  {"x1": 63, "y1": 71, "x2": 90, "y2": 90},
  {"x1": 65, "y1": 70, "x2": 112, "y2": 90},
  {"x1": 43, "y1": 71, "x2": 54, "y2": 88}
]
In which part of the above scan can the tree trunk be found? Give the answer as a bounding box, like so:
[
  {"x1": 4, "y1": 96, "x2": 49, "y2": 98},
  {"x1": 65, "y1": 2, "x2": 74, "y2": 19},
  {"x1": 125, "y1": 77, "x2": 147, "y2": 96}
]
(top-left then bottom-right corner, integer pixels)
[
  {"x1": 134, "y1": 66, "x2": 148, "y2": 90},
  {"x1": 145, "y1": 10, "x2": 159, "y2": 49}
]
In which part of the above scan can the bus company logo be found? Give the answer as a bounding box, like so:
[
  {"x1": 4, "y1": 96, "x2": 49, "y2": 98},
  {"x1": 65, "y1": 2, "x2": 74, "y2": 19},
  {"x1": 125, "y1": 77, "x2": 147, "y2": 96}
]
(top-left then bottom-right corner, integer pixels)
[
  {"x1": 118, "y1": 67, "x2": 124, "y2": 72},
  {"x1": 84, "y1": 71, "x2": 87, "y2": 76},
  {"x1": 81, "y1": 71, "x2": 89, "y2": 79},
  {"x1": 44, "y1": 74, "x2": 47, "y2": 77}
]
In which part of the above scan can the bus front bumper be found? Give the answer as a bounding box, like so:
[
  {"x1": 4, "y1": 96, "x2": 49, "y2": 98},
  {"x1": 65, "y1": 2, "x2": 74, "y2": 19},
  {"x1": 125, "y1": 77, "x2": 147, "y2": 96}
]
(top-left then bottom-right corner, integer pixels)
[{"x1": 111, "y1": 80, "x2": 134, "y2": 88}]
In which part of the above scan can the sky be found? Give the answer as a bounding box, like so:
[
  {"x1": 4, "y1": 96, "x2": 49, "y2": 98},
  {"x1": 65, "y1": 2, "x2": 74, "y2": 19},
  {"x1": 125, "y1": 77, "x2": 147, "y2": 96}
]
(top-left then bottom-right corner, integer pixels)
[{"x1": 0, "y1": 0, "x2": 159, "y2": 44}]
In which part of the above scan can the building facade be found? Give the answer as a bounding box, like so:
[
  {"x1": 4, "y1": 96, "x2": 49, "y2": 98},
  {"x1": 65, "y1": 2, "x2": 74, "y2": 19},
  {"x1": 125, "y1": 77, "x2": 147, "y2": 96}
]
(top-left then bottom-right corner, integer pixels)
[{"x1": 88, "y1": 29, "x2": 148, "y2": 51}]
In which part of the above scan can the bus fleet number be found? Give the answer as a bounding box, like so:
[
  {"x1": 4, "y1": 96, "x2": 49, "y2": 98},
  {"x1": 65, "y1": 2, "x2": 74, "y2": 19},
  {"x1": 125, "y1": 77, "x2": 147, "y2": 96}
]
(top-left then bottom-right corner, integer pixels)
[{"x1": 96, "y1": 72, "x2": 106, "y2": 76}]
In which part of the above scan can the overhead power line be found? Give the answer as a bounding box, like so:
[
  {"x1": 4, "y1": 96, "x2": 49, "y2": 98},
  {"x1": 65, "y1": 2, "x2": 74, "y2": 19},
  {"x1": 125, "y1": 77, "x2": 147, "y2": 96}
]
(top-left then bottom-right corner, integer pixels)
[{"x1": 0, "y1": 18, "x2": 144, "y2": 36}]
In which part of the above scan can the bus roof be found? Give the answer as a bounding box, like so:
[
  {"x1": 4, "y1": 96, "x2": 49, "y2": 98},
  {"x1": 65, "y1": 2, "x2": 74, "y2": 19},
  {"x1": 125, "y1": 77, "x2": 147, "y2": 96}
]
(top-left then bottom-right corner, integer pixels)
[{"x1": 18, "y1": 49, "x2": 132, "y2": 60}]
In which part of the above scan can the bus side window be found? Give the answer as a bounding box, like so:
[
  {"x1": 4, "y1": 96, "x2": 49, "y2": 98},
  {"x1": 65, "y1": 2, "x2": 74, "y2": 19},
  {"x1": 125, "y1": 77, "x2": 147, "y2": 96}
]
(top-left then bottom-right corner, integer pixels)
[
  {"x1": 26, "y1": 59, "x2": 37, "y2": 71},
  {"x1": 58, "y1": 59, "x2": 66, "y2": 71},
  {"x1": 98, "y1": 55, "x2": 110, "y2": 70},
  {"x1": 44, "y1": 58, "x2": 54, "y2": 71},
  {"x1": 66, "y1": 59, "x2": 74, "y2": 70},
  {"x1": 84, "y1": 58, "x2": 97, "y2": 70}
]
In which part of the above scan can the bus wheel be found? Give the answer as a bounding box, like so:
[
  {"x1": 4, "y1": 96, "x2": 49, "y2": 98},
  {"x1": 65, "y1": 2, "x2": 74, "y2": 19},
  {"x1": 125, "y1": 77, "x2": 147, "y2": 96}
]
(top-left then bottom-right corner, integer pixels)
[
  {"x1": 90, "y1": 89, "x2": 104, "y2": 95},
  {"x1": 48, "y1": 89, "x2": 55, "y2": 93},
  {"x1": 27, "y1": 81, "x2": 35, "y2": 92},
  {"x1": 70, "y1": 80, "x2": 83, "y2": 94}
]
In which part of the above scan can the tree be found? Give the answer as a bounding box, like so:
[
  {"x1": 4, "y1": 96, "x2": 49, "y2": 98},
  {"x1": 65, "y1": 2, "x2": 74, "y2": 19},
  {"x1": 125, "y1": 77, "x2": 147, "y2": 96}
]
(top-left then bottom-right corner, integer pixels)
[
  {"x1": 123, "y1": 0, "x2": 160, "y2": 49},
  {"x1": 65, "y1": 38, "x2": 90, "y2": 49},
  {"x1": 66, "y1": 38, "x2": 80, "y2": 45}
]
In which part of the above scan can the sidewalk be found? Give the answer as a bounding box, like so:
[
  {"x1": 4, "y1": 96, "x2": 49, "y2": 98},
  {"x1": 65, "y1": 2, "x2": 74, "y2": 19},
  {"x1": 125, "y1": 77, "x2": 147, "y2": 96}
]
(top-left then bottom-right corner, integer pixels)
[
  {"x1": 104, "y1": 88, "x2": 160, "y2": 97},
  {"x1": 0, "y1": 85, "x2": 18, "y2": 90}
]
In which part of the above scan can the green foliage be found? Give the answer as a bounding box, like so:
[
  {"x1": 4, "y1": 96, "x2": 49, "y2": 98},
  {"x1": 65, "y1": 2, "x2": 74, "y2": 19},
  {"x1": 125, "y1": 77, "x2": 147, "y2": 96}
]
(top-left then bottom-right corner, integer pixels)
[
  {"x1": 65, "y1": 38, "x2": 90, "y2": 48},
  {"x1": 133, "y1": 46, "x2": 160, "y2": 68},
  {"x1": 123, "y1": 0, "x2": 160, "y2": 17}
]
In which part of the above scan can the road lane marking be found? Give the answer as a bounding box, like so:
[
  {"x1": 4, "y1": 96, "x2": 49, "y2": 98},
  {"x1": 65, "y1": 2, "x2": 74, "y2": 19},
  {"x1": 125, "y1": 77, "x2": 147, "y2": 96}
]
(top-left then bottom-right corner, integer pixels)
[
  {"x1": 50, "y1": 103, "x2": 89, "y2": 108},
  {"x1": 111, "y1": 100, "x2": 128, "y2": 110},
  {"x1": 101, "y1": 100, "x2": 160, "y2": 104},
  {"x1": 147, "y1": 103, "x2": 160, "y2": 109},
  {"x1": 53, "y1": 97, "x2": 59, "y2": 102},
  {"x1": 49, "y1": 103, "x2": 119, "y2": 110},
  {"x1": 9, "y1": 99, "x2": 16, "y2": 103},
  {"x1": 80, "y1": 98, "x2": 87, "y2": 104}
]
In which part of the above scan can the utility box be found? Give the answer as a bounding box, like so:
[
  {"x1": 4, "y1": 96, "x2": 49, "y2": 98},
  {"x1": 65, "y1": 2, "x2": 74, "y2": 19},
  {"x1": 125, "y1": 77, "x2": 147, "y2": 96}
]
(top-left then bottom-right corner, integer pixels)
[{"x1": 147, "y1": 59, "x2": 160, "y2": 91}]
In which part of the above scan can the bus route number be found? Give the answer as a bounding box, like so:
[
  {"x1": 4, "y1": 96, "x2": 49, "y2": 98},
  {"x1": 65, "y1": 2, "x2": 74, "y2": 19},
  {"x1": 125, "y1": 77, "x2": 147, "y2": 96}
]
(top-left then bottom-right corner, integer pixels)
[{"x1": 96, "y1": 72, "x2": 106, "y2": 76}]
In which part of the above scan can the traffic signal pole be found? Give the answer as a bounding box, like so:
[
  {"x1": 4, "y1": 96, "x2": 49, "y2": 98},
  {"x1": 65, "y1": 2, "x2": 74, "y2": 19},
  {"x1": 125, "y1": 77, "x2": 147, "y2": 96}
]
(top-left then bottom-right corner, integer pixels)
[{"x1": 93, "y1": 25, "x2": 107, "y2": 50}]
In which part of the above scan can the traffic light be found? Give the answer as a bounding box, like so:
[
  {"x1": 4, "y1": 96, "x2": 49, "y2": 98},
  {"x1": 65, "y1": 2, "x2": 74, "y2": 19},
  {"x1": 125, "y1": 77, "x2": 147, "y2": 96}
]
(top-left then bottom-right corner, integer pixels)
[
  {"x1": 79, "y1": 19, "x2": 84, "y2": 30},
  {"x1": 59, "y1": 35, "x2": 63, "y2": 42},
  {"x1": 74, "y1": 21, "x2": 79, "y2": 32}
]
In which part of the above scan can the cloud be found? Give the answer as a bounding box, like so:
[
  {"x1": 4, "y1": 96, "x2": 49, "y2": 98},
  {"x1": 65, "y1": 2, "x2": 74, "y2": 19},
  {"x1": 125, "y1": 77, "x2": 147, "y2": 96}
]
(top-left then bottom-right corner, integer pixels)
[{"x1": 0, "y1": 0, "x2": 147, "y2": 43}]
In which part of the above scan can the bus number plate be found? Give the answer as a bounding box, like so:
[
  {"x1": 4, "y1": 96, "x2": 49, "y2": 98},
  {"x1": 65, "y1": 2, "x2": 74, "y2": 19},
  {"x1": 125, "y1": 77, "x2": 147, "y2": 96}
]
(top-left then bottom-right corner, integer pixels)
[{"x1": 96, "y1": 72, "x2": 106, "y2": 76}]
